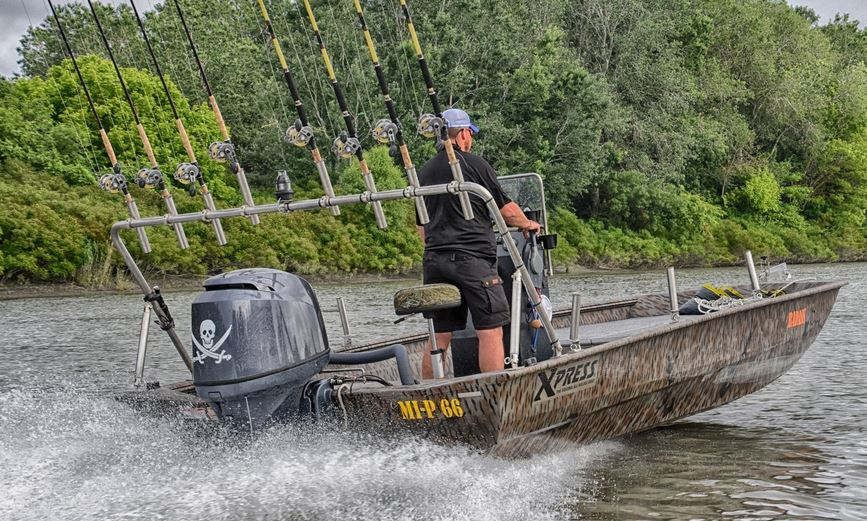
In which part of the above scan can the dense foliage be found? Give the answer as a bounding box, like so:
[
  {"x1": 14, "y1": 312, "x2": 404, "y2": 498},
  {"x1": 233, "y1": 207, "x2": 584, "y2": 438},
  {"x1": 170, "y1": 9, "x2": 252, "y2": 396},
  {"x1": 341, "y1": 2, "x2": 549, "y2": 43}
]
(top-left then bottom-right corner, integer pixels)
[{"x1": 2, "y1": 0, "x2": 866, "y2": 283}]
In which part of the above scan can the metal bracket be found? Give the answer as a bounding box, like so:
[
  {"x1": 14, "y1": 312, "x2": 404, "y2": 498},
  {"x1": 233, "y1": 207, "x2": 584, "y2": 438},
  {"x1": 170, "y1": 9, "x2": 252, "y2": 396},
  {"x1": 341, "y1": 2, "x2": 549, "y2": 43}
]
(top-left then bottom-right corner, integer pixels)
[{"x1": 144, "y1": 286, "x2": 175, "y2": 331}]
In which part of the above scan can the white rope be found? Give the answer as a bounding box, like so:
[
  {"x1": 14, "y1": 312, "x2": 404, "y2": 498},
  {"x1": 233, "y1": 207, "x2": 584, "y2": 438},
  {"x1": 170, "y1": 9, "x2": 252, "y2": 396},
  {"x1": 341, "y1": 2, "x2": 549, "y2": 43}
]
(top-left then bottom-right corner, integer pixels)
[{"x1": 694, "y1": 294, "x2": 762, "y2": 314}]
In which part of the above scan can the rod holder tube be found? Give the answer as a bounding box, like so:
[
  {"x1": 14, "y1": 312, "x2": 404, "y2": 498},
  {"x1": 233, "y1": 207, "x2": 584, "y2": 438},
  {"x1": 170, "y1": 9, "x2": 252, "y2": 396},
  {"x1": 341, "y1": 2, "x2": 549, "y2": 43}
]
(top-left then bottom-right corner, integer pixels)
[
  {"x1": 313, "y1": 155, "x2": 340, "y2": 216},
  {"x1": 569, "y1": 292, "x2": 582, "y2": 348},
  {"x1": 448, "y1": 159, "x2": 474, "y2": 221},
  {"x1": 509, "y1": 270, "x2": 522, "y2": 369},
  {"x1": 126, "y1": 198, "x2": 151, "y2": 253},
  {"x1": 201, "y1": 190, "x2": 227, "y2": 245},
  {"x1": 134, "y1": 304, "x2": 152, "y2": 387},
  {"x1": 162, "y1": 191, "x2": 189, "y2": 249},
  {"x1": 405, "y1": 164, "x2": 429, "y2": 224},
  {"x1": 336, "y1": 297, "x2": 351, "y2": 346},
  {"x1": 235, "y1": 167, "x2": 260, "y2": 225},
  {"x1": 745, "y1": 250, "x2": 761, "y2": 293},
  {"x1": 667, "y1": 267, "x2": 679, "y2": 322},
  {"x1": 361, "y1": 172, "x2": 388, "y2": 229}
]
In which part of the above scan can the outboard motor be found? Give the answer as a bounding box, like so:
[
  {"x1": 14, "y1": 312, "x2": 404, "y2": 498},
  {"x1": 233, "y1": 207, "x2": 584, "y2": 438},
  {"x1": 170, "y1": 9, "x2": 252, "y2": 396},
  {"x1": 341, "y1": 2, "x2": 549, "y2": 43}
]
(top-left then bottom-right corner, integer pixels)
[{"x1": 191, "y1": 268, "x2": 330, "y2": 427}]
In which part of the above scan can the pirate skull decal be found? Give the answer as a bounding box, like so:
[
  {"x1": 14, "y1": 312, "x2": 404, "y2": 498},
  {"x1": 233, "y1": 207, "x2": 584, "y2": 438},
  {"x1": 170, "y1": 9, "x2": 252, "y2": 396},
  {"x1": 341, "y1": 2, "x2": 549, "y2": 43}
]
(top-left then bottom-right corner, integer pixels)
[
  {"x1": 200, "y1": 320, "x2": 216, "y2": 348},
  {"x1": 191, "y1": 318, "x2": 232, "y2": 364}
]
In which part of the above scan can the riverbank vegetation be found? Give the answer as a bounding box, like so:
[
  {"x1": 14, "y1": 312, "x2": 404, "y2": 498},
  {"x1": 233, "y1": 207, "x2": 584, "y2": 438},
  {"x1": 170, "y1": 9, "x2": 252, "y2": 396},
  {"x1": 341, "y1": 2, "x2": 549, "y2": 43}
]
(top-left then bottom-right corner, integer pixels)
[{"x1": 2, "y1": 0, "x2": 866, "y2": 283}]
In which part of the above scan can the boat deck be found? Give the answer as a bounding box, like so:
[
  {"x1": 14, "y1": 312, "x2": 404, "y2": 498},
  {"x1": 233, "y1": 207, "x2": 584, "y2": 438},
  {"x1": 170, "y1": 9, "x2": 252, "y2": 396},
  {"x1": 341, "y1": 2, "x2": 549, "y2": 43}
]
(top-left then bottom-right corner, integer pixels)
[{"x1": 556, "y1": 313, "x2": 702, "y2": 347}]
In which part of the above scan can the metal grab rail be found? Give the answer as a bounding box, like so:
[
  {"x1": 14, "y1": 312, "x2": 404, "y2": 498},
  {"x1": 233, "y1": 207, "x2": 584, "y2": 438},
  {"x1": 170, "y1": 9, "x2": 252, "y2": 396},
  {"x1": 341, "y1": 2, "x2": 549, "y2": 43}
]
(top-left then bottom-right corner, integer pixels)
[{"x1": 110, "y1": 182, "x2": 563, "y2": 383}]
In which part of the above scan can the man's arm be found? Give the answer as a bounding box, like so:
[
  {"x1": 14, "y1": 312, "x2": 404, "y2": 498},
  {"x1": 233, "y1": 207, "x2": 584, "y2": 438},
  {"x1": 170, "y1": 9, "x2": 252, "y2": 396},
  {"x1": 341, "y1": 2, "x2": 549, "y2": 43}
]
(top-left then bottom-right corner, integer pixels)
[
  {"x1": 500, "y1": 202, "x2": 541, "y2": 234},
  {"x1": 416, "y1": 225, "x2": 426, "y2": 243}
]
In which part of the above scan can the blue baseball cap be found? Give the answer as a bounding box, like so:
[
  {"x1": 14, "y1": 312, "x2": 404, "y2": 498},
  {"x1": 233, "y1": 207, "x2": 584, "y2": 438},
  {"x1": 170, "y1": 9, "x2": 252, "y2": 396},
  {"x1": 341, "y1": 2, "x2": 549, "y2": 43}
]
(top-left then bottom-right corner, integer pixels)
[{"x1": 443, "y1": 108, "x2": 479, "y2": 134}]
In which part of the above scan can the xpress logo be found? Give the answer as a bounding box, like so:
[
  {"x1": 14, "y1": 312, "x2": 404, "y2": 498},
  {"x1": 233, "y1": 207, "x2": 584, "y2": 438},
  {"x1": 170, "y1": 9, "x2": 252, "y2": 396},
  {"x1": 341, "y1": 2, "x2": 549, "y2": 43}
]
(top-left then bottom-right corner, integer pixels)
[
  {"x1": 191, "y1": 319, "x2": 233, "y2": 365},
  {"x1": 533, "y1": 357, "x2": 599, "y2": 403}
]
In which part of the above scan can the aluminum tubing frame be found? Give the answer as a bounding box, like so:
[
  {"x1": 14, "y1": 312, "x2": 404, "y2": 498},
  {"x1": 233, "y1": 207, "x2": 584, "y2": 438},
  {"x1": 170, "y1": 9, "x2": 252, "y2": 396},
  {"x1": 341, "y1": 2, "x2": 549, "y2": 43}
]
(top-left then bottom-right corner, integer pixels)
[{"x1": 110, "y1": 182, "x2": 563, "y2": 382}]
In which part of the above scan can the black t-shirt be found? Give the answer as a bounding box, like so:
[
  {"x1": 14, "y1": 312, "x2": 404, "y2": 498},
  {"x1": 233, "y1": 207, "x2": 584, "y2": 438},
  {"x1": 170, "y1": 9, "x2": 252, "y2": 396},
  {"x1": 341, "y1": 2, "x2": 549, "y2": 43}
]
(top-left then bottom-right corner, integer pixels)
[{"x1": 417, "y1": 146, "x2": 512, "y2": 258}]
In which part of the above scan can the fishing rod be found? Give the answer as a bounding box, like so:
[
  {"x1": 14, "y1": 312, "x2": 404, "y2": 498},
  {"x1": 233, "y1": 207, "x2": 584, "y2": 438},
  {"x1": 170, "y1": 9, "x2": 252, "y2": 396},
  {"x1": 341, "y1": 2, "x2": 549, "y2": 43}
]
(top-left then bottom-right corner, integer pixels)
[
  {"x1": 398, "y1": 0, "x2": 474, "y2": 221},
  {"x1": 168, "y1": 0, "x2": 259, "y2": 225},
  {"x1": 47, "y1": 0, "x2": 151, "y2": 253},
  {"x1": 253, "y1": 0, "x2": 339, "y2": 216},
  {"x1": 86, "y1": 0, "x2": 189, "y2": 250},
  {"x1": 113, "y1": 3, "x2": 224, "y2": 246},
  {"x1": 300, "y1": 0, "x2": 388, "y2": 229},
  {"x1": 352, "y1": 0, "x2": 429, "y2": 225}
]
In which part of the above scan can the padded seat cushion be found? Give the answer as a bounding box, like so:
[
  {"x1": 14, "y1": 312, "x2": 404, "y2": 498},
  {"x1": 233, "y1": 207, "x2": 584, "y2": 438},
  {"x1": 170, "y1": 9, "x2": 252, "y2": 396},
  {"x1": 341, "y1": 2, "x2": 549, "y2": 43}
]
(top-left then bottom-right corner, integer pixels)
[{"x1": 393, "y1": 284, "x2": 462, "y2": 316}]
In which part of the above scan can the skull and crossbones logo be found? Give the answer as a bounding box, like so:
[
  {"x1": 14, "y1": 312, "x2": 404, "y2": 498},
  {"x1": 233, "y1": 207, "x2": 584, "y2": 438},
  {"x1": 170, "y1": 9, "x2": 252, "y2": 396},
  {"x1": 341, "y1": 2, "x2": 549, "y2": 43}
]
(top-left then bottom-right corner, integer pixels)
[{"x1": 191, "y1": 319, "x2": 232, "y2": 364}]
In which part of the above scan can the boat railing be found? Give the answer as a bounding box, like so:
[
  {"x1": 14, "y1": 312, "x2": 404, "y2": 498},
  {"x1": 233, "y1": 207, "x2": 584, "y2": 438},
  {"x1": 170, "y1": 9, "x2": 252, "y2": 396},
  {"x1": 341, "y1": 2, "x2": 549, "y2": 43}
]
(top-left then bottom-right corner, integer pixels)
[{"x1": 109, "y1": 181, "x2": 564, "y2": 385}]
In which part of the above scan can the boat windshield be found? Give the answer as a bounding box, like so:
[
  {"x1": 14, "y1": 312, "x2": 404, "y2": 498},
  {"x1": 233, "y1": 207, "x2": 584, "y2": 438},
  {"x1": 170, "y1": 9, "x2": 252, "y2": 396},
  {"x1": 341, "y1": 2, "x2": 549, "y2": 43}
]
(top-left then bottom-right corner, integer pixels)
[{"x1": 499, "y1": 173, "x2": 544, "y2": 213}]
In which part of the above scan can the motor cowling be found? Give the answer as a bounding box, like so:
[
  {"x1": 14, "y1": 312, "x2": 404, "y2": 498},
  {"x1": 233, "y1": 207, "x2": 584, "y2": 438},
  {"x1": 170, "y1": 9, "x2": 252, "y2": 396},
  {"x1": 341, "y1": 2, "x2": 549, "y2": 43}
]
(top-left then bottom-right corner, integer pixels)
[{"x1": 191, "y1": 268, "x2": 330, "y2": 426}]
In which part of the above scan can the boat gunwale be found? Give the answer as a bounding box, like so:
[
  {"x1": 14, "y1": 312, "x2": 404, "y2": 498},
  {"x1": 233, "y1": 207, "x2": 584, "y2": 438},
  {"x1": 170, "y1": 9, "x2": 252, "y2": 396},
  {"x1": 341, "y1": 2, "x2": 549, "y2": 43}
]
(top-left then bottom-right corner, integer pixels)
[
  {"x1": 332, "y1": 296, "x2": 643, "y2": 354},
  {"x1": 348, "y1": 279, "x2": 846, "y2": 394}
]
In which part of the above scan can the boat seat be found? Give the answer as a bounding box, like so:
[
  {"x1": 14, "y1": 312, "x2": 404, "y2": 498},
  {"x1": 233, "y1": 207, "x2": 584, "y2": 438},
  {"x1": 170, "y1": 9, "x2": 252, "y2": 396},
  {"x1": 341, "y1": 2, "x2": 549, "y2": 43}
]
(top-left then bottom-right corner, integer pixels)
[{"x1": 393, "y1": 284, "x2": 462, "y2": 316}]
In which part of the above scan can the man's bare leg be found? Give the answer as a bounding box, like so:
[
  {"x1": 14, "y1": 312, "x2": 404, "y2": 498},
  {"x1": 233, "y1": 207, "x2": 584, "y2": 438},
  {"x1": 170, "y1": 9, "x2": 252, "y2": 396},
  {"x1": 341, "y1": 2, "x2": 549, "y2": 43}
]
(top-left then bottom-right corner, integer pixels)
[
  {"x1": 477, "y1": 327, "x2": 505, "y2": 373},
  {"x1": 422, "y1": 331, "x2": 453, "y2": 379}
]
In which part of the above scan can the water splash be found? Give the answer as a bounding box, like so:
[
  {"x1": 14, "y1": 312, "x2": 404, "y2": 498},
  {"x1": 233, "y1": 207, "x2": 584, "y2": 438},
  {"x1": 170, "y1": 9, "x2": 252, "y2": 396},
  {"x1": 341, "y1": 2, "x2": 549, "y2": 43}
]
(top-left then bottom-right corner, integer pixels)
[{"x1": 0, "y1": 381, "x2": 613, "y2": 521}]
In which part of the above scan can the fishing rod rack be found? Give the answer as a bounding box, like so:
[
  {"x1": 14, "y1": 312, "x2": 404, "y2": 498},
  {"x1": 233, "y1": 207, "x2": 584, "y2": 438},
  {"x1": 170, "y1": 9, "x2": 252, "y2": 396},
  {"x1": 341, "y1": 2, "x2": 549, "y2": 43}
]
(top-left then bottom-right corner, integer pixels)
[{"x1": 114, "y1": 182, "x2": 564, "y2": 385}]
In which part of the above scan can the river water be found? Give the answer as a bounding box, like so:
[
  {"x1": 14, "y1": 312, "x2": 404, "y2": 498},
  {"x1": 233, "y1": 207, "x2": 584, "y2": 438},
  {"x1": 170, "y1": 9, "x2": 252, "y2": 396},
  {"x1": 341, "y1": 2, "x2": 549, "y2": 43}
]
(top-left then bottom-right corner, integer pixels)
[{"x1": 0, "y1": 262, "x2": 864, "y2": 520}]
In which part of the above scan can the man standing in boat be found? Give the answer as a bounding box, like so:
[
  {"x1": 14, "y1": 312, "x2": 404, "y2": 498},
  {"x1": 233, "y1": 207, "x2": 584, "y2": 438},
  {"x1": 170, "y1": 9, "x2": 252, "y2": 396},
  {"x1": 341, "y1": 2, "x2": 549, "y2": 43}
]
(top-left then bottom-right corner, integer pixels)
[{"x1": 417, "y1": 108, "x2": 540, "y2": 379}]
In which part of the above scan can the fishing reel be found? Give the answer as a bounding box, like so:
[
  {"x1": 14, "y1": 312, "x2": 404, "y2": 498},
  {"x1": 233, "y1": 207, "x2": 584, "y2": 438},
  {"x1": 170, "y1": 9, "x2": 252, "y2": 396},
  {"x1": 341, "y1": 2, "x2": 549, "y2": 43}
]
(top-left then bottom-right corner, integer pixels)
[
  {"x1": 372, "y1": 119, "x2": 399, "y2": 145},
  {"x1": 174, "y1": 162, "x2": 200, "y2": 196},
  {"x1": 136, "y1": 167, "x2": 164, "y2": 189},
  {"x1": 332, "y1": 131, "x2": 361, "y2": 159},
  {"x1": 285, "y1": 119, "x2": 314, "y2": 148},
  {"x1": 417, "y1": 113, "x2": 443, "y2": 140},
  {"x1": 99, "y1": 172, "x2": 128, "y2": 194},
  {"x1": 208, "y1": 140, "x2": 236, "y2": 164}
]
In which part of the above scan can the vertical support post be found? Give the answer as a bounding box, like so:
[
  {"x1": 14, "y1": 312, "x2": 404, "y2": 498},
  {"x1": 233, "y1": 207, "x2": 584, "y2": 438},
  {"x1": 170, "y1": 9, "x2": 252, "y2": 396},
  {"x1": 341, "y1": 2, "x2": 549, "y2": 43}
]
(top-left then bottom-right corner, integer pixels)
[
  {"x1": 134, "y1": 304, "x2": 152, "y2": 387},
  {"x1": 667, "y1": 267, "x2": 679, "y2": 322},
  {"x1": 509, "y1": 270, "x2": 522, "y2": 369},
  {"x1": 569, "y1": 292, "x2": 582, "y2": 350},
  {"x1": 337, "y1": 297, "x2": 352, "y2": 347},
  {"x1": 428, "y1": 319, "x2": 445, "y2": 379},
  {"x1": 745, "y1": 250, "x2": 761, "y2": 294}
]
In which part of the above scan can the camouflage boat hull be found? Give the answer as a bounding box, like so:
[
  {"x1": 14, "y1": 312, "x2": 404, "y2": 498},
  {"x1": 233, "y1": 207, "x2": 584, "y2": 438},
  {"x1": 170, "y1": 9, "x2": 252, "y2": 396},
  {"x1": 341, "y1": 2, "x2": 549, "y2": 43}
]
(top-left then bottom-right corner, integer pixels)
[{"x1": 330, "y1": 280, "x2": 842, "y2": 457}]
